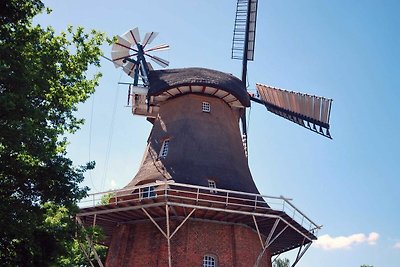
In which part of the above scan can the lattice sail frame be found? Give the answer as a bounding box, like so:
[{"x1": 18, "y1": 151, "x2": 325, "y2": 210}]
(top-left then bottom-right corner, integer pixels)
[
  {"x1": 232, "y1": 0, "x2": 258, "y2": 61},
  {"x1": 255, "y1": 83, "x2": 332, "y2": 138}
]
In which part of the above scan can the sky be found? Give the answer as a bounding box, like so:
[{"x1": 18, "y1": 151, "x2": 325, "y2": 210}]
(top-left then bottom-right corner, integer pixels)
[{"x1": 35, "y1": 1, "x2": 400, "y2": 266}]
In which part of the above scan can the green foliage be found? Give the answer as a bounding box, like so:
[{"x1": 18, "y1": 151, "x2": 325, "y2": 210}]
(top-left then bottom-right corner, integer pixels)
[
  {"x1": 48, "y1": 204, "x2": 107, "y2": 267},
  {"x1": 273, "y1": 258, "x2": 290, "y2": 267},
  {"x1": 0, "y1": 0, "x2": 106, "y2": 265},
  {"x1": 56, "y1": 237, "x2": 108, "y2": 267},
  {"x1": 99, "y1": 192, "x2": 115, "y2": 205}
]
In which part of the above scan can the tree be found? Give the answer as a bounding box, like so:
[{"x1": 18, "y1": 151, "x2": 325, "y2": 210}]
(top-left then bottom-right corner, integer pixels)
[
  {"x1": 0, "y1": 0, "x2": 106, "y2": 265},
  {"x1": 273, "y1": 258, "x2": 290, "y2": 267},
  {"x1": 43, "y1": 203, "x2": 107, "y2": 267},
  {"x1": 360, "y1": 265, "x2": 373, "y2": 267}
]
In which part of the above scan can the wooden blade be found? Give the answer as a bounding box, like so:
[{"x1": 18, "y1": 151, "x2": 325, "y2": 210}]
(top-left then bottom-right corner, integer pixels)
[
  {"x1": 123, "y1": 61, "x2": 138, "y2": 78},
  {"x1": 147, "y1": 54, "x2": 169, "y2": 68},
  {"x1": 142, "y1": 32, "x2": 159, "y2": 48},
  {"x1": 122, "y1": 27, "x2": 141, "y2": 46},
  {"x1": 145, "y1": 44, "x2": 170, "y2": 53}
]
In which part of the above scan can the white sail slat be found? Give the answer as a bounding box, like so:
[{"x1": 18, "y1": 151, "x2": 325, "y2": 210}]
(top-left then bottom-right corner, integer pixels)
[
  {"x1": 320, "y1": 99, "x2": 327, "y2": 124},
  {"x1": 256, "y1": 83, "x2": 332, "y2": 123},
  {"x1": 122, "y1": 28, "x2": 141, "y2": 46},
  {"x1": 283, "y1": 89, "x2": 291, "y2": 111},
  {"x1": 265, "y1": 86, "x2": 273, "y2": 103},
  {"x1": 111, "y1": 50, "x2": 130, "y2": 68},
  {"x1": 255, "y1": 83, "x2": 332, "y2": 138},
  {"x1": 112, "y1": 36, "x2": 132, "y2": 51},
  {"x1": 271, "y1": 88, "x2": 280, "y2": 107},
  {"x1": 277, "y1": 89, "x2": 284, "y2": 108},
  {"x1": 321, "y1": 98, "x2": 332, "y2": 124},
  {"x1": 296, "y1": 93, "x2": 302, "y2": 115},
  {"x1": 288, "y1": 92, "x2": 296, "y2": 113},
  {"x1": 145, "y1": 44, "x2": 170, "y2": 53},
  {"x1": 313, "y1": 97, "x2": 321, "y2": 122},
  {"x1": 143, "y1": 32, "x2": 159, "y2": 47},
  {"x1": 123, "y1": 61, "x2": 137, "y2": 78}
]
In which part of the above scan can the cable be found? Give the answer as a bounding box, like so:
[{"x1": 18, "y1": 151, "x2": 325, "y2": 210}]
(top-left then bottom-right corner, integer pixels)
[
  {"x1": 88, "y1": 93, "x2": 97, "y2": 192},
  {"x1": 100, "y1": 54, "x2": 113, "y2": 63},
  {"x1": 100, "y1": 71, "x2": 123, "y2": 191}
]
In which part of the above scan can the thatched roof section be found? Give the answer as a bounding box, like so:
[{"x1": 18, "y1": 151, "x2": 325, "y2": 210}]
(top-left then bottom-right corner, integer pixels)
[{"x1": 148, "y1": 67, "x2": 250, "y2": 107}]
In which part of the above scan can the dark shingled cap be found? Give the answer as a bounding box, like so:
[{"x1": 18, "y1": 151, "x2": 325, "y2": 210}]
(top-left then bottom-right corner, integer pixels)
[{"x1": 148, "y1": 67, "x2": 251, "y2": 107}]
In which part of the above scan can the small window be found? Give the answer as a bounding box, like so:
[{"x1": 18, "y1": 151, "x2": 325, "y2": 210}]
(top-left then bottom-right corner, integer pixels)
[
  {"x1": 208, "y1": 180, "x2": 217, "y2": 193},
  {"x1": 159, "y1": 139, "x2": 170, "y2": 158},
  {"x1": 141, "y1": 186, "x2": 156, "y2": 199},
  {"x1": 203, "y1": 255, "x2": 217, "y2": 267},
  {"x1": 202, "y1": 102, "x2": 211, "y2": 113}
]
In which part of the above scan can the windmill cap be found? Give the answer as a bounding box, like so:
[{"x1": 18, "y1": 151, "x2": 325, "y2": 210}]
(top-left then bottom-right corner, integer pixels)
[{"x1": 148, "y1": 67, "x2": 250, "y2": 107}]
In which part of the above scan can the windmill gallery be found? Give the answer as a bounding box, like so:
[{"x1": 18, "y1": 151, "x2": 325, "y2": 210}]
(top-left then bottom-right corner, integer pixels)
[{"x1": 76, "y1": 1, "x2": 333, "y2": 266}]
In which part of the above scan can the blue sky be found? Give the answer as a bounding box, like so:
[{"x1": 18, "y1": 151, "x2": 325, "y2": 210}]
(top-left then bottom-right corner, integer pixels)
[{"x1": 36, "y1": 1, "x2": 400, "y2": 266}]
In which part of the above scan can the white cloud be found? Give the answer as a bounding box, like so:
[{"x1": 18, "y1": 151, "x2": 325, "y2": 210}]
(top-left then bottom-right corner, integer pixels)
[
  {"x1": 110, "y1": 179, "x2": 117, "y2": 189},
  {"x1": 394, "y1": 241, "x2": 400, "y2": 249},
  {"x1": 314, "y1": 232, "x2": 379, "y2": 250},
  {"x1": 367, "y1": 232, "x2": 379, "y2": 245}
]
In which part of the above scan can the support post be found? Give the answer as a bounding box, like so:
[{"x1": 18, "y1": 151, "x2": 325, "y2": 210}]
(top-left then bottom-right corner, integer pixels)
[
  {"x1": 291, "y1": 242, "x2": 312, "y2": 267},
  {"x1": 77, "y1": 240, "x2": 96, "y2": 267},
  {"x1": 254, "y1": 219, "x2": 289, "y2": 267},
  {"x1": 166, "y1": 204, "x2": 172, "y2": 267},
  {"x1": 141, "y1": 208, "x2": 168, "y2": 238},
  {"x1": 252, "y1": 215, "x2": 265, "y2": 250},
  {"x1": 170, "y1": 208, "x2": 196, "y2": 239},
  {"x1": 76, "y1": 217, "x2": 105, "y2": 267}
]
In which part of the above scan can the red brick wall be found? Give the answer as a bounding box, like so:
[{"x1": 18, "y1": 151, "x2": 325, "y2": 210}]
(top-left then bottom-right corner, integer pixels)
[{"x1": 105, "y1": 219, "x2": 272, "y2": 267}]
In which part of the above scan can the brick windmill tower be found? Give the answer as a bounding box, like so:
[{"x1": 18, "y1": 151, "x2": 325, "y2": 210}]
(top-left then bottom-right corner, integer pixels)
[{"x1": 77, "y1": 1, "x2": 332, "y2": 266}]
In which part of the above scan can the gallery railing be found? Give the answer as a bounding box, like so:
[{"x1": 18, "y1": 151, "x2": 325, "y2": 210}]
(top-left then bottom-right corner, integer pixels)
[{"x1": 78, "y1": 181, "x2": 320, "y2": 234}]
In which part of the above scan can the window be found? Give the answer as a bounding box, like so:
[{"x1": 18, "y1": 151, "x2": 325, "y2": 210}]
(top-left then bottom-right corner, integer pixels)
[
  {"x1": 208, "y1": 180, "x2": 217, "y2": 193},
  {"x1": 141, "y1": 186, "x2": 156, "y2": 199},
  {"x1": 202, "y1": 102, "x2": 211, "y2": 113},
  {"x1": 159, "y1": 139, "x2": 170, "y2": 158},
  {"x1": 203, "y1": 255, "x2": 217, "y2": 267}
]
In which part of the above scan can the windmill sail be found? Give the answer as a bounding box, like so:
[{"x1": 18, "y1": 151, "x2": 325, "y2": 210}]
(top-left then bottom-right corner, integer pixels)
[
  {"x1": 231, "y1": 0, "x2": 258, "y2": 61},
  {"x1": 255, "y1": 83, "x2": 332, "y2": 138},
  {"x1": 111, "y1": 27, "x2": 170, "y2": 87}
]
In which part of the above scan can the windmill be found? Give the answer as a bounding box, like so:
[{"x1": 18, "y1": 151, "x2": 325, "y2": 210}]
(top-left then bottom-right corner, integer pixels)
[
  {"x1": 231, "y1": 0, "x2": 332, "y2": 153},
  {"x1": 111, "y1": 27, "x2": 170, "y2": 86},
  {"x1": 76, "y1": 1, "x2": 331, "y2": 267}
]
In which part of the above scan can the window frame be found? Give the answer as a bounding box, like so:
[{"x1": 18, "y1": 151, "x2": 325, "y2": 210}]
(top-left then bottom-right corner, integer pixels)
[
  {"x1": 159, "y1": 139, "x2": 170, "y2": 158},
  {"x1": 202, "y1": 101, "x2": 211, "y2": 113},
  {"x1": 203, "y1": 254, "x2": 217, "y2": 267},
  {"x1": 141, "y1": 186, "x2": 156, "y2": 199},
  {"x1": 208, "y1": 180, "x2": 217, "y2": 194}
]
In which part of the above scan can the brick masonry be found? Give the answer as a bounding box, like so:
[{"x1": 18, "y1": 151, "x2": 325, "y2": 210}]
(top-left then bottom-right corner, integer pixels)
[{"x1": 105, "y1": 219, "x2": 272, "y2": 267}]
